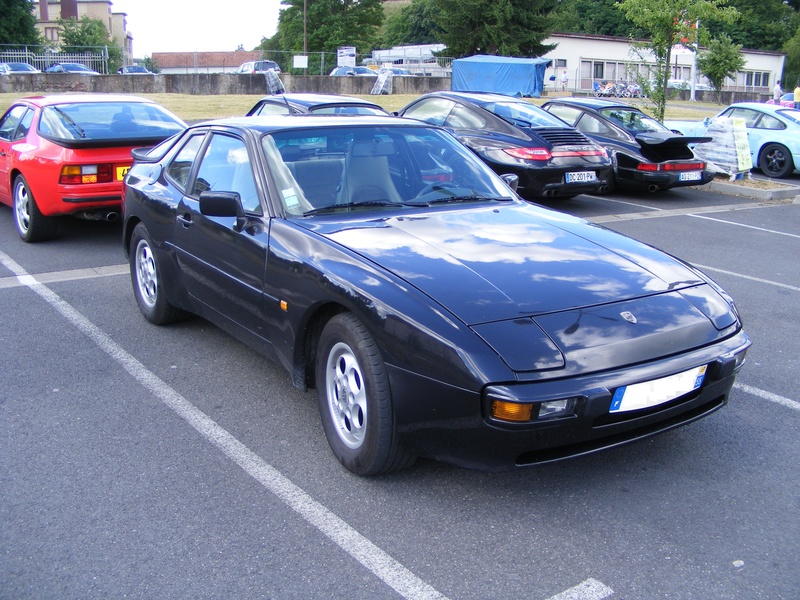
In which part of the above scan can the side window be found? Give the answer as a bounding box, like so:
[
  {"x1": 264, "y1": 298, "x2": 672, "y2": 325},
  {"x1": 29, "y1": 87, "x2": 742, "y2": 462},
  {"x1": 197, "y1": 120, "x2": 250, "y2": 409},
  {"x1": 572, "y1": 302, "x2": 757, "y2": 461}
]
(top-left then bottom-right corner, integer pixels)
[
  {"x1": 726, "y1": 108, "x2": 760, "y2": 128},
  {"x1": 191, "y1": 134, "x2": 261, "y2": 214},
  {"x1": 544, "y1": 104, "x2": 582, "y2": 126},
  {"x1": 166, "y1": 134, "x2": 205, "y2": 191},
  {"x1": 444, "y1": 104, "x2": 486, "y2": 130},
  {"x1": 575, "y1": 113, "x2": 614, "y2": 135},
  {"x1": 252, "y1": 102, "x2": 291, "y2": 116},
  {"x1": 402, "y1": 98, "x2": 456, "y2": 127},
  {"x1": 754, "y1": 114, "x2": 785, "y2": 130},
  {"x1": 0, "y1": 105, "x2": 29, "y2": 141},
  {"x1": 15, "y1": 108, "x2": 34, "y2": 141}
]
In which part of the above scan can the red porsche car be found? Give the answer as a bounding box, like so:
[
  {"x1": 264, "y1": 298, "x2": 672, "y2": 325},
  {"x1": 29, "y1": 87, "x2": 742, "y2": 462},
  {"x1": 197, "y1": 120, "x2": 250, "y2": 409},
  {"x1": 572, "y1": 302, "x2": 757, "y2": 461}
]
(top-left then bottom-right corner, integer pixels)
[{"x1": 0, "y1": 94, "x2": 186, "y2": 242}]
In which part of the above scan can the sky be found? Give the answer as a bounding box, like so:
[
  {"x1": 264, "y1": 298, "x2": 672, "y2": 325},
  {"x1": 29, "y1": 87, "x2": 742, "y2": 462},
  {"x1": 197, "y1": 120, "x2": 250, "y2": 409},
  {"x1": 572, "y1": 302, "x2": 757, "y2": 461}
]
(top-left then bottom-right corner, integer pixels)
[{"x1": 110, "y1": 0, "x2": 284, "y2": 57}]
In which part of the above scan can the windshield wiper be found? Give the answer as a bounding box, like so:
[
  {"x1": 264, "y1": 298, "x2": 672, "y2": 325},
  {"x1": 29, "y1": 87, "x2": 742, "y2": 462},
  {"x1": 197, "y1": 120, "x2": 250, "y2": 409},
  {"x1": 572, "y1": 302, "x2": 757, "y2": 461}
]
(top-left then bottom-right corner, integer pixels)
[
  {"x1": 425, "y1": 195, "x2": 514, "y2": 205},
  {"x1": 302, "y1": 199, "x2": 416, "y2": 216},
  {"x1": 52, "y1": 107, "x2": 86, "y2": 138}
]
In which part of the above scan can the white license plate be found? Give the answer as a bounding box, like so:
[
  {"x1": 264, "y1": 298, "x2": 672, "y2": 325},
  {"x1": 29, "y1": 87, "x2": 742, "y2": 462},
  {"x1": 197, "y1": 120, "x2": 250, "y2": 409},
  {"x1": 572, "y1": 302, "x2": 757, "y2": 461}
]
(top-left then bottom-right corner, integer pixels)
[
  {"x1": 679, "y1": 171, "x2": 702, "y2": 181},
  {"x1": 609, "y1": 365, "x2": 707, "y2": 413},
  {"x1": 565, "y1": 171, "x2": 597, "y2": 183}
]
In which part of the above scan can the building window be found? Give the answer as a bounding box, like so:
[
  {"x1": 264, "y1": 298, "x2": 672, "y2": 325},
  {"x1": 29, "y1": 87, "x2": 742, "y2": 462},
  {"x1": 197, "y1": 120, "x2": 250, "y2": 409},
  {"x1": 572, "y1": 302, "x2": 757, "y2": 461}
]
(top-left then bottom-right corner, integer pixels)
[
  {"x1": 594, "y1": 62, "x2": 604, "y2": 79},
  {"x1": 555, "y1": 58, "x2": 567, "y2": 68},
  {"x1": 45, "y1": 27, "x2": 59, "y2": 42}
]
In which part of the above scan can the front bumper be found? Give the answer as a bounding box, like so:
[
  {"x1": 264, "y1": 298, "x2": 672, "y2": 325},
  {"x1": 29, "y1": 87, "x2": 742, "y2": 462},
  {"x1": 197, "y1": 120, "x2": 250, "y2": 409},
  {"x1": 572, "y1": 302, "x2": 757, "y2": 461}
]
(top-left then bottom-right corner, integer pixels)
[{"x1": 388, "y1": 330, "x2": 751, "y2": 471}]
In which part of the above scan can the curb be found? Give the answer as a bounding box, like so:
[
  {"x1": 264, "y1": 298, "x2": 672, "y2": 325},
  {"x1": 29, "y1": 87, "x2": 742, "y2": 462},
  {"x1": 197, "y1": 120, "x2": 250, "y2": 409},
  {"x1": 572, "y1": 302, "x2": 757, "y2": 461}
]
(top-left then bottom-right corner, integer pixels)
[{"x1": 707, "y1": 180, "x2": 800, "y2": 202}]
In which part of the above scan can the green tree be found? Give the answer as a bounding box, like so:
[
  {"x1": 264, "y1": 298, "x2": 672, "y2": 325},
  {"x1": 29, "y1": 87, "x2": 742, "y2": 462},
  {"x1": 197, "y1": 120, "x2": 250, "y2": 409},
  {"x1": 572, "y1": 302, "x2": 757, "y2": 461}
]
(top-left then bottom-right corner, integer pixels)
[
  {"x1": 0, "y1": 0, "x2": 41, "y2": 46},
  {"x1": 432, "y1": 0, "x2": 558, "y2": 57},
  {"x1": 268, "y1": 0, "x2": 384, "y2": 54},
  {"x1": 618, "y1": 0, "x2": 739, "y2": 121},
  {"x1": 697, "y1": 33, "x2": 746, "y2": 99},
  {"x1": 703, "y1": 0, "x2": 799, "y2": 53},
  {"x1": 551, "y1": 0, "x2": 647, "y2": 38},
  {"x1": 57, "y1": 16, "x2": 123, "y2": 73},
  {"x1": 382, "y1": 0, "x2": 443, "y2": 47},
  {"x1": 782, "y1": 26, "x2": 800, "y2": 90},
  {"x1": 141, "y1": 56, "x2": 159, "y2": 74}
]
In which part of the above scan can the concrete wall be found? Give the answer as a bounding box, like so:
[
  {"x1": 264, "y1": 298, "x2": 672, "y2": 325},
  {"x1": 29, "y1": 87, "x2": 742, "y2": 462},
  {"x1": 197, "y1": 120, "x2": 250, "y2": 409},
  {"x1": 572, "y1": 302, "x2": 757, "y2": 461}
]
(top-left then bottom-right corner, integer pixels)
[{"x1": 0, "y1": 73, "x2": 453, "y2": 97}]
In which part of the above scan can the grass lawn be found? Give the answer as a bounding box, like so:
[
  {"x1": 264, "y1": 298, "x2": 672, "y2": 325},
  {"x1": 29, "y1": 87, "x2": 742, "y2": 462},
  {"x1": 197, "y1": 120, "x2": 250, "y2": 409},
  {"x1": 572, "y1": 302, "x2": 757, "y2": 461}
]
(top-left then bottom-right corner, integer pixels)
[{"x1": 0, "y1": 91, "x2": 726, "y2": 123}]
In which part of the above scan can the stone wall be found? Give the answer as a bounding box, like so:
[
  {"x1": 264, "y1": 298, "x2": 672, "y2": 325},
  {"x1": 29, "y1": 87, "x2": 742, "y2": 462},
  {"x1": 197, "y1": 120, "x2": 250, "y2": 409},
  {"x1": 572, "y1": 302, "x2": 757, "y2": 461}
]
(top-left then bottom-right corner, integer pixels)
[{"x1": 0, "y1": 73, "x2": 452, "y2": 96}]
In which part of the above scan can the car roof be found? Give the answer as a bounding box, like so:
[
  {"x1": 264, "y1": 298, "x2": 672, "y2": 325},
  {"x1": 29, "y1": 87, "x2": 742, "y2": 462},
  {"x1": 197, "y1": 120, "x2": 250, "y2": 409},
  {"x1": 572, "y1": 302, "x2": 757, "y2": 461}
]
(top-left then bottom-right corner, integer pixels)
[
  {"x1": 544, "y1": 97, "x2": 636, "y2": 111},
  {"x1": 14, "y1": 94, "x2": 160, "y2": 108},
  {"x1": 255, "y1": 93, "x2": 383, "y2": 108},
  {"x1": 195, "y1": 114, "x2": 419, "y2": 133},
  {"x1": 421, "y1": 91, "x2": 530, "y2": 105}
]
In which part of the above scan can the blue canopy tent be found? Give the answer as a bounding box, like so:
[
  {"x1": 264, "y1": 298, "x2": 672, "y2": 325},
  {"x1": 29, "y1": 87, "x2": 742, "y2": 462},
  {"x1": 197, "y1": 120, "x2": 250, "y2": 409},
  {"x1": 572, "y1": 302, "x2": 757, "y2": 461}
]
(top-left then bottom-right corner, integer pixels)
[{"x1": 451, "y1": 55, "x2": 552, "y2": 98}]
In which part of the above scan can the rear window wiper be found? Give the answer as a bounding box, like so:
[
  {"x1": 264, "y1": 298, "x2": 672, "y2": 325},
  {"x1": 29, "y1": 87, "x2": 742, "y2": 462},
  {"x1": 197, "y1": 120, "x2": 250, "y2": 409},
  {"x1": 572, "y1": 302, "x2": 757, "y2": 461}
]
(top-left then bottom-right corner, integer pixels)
[{"x1": 52, "y1": 107, "x2": 86, "y2": 138}]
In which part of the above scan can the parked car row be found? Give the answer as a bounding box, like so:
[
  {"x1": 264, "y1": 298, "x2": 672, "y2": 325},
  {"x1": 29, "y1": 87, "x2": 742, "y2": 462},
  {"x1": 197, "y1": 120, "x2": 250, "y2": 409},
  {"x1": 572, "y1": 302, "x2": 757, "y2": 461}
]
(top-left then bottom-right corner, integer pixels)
[
  {"x1": 7, "y1": 92, "x2": 793, "y2": 247},
  {"x1": 0, "y1": 91, "x2": 752, "y2": 476}
]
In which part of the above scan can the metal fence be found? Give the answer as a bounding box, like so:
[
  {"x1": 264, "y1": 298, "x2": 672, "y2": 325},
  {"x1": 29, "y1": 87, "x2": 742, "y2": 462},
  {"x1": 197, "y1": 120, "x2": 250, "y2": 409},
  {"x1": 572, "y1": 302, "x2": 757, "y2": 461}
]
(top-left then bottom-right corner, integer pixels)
[{"x1": 0, "y1": 45, "x2": 109, "y2": 74}]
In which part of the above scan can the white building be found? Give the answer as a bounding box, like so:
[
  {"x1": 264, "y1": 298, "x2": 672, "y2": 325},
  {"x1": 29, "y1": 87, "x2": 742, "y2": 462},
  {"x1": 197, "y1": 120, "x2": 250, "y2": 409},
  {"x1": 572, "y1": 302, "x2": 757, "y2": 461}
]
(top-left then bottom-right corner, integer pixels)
[{"x1": 541, "y1": 32, "x2": 785, "y2": 94}]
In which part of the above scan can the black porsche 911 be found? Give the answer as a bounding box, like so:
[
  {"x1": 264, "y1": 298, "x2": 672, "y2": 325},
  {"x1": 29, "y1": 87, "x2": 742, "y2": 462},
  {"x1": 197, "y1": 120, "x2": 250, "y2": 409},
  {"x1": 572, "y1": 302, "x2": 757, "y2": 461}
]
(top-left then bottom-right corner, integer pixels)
[
  {"x1": 122, "y1": 115, "x2": 750, "y2": 475},
  {"x1": 541, "y1": 97, "x2": 715, "y2": 192},
  {"x1": 396, "y1": 91, "x2": 614, "y2": 199}
]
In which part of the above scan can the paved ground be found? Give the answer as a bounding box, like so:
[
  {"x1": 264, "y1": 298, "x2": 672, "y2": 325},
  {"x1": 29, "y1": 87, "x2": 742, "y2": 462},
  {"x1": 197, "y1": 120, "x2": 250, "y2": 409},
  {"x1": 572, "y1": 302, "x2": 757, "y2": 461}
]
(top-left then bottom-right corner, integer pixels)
[{"x1": 1, "y1": 184, "x2": 798, "y2": 599}]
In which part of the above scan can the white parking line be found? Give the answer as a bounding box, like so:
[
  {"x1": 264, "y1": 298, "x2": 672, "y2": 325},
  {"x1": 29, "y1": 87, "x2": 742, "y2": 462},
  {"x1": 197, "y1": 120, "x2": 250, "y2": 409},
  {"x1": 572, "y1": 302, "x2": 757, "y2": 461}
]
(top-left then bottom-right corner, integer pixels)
[
  {"x1": 0, "y1": 264, "x2": 128, "y2": 289},
  {"x1": 693, "y1": 264, "x2": 800, "y2": 293},
  {"x1": 1, "y1": 249, "x2": 622, "y2": 600},
  {"x1": 735, "y1": 383, "x2": 800, "y2": 412},
  {"x1": 546, "y1": 578, "x2": 614, "y2": 600},
  {"x1": 0, "y1": 250, "x2": 446, "y2": 600},
  {"x1": 688, "y1": 214, "x2": 800, "y2": 238}
]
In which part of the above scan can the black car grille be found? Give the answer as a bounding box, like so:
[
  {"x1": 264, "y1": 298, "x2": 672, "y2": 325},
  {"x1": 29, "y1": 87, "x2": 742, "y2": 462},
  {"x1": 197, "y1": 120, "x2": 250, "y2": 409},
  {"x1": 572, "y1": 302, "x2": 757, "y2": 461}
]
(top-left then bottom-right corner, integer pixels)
[{"x1": 536, "y1": 128, "x2": 593, "y2": 147}]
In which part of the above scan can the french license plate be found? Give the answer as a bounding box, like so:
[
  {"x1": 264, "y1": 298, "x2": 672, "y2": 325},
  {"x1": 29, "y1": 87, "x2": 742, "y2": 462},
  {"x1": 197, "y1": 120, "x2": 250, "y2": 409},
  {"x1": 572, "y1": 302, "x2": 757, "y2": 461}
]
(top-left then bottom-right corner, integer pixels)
[
  {"x1": 116, "y1": 166, "x2": 131, "y2": 181},
  {"x1": 679, "y1": 171, "x2": 702, "y2": 181},
  {"x1": 565, "y1": 171, "x2": 597, "y2": 183},
  {"x1": 609, "y1": 365, "x2": 707, "y2": 413}
]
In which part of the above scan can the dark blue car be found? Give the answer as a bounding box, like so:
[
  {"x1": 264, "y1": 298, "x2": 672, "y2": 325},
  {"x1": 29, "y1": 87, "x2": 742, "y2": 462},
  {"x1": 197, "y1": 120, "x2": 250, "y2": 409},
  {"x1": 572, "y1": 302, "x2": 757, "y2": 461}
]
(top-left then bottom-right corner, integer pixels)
[
  {"x1": 122, "y1": 116, "x2": 750, "y2": 475},
  {"x1": 542, "y1": 97, "x2": 714, "y2": 192}
]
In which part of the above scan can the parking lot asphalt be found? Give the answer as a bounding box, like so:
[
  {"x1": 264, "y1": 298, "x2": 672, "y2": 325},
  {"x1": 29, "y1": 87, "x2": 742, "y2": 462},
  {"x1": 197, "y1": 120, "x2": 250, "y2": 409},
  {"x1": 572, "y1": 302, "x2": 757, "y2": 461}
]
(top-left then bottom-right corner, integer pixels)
[{"x1": 1, "y1": 184, "x2": 798, "y2": 599}]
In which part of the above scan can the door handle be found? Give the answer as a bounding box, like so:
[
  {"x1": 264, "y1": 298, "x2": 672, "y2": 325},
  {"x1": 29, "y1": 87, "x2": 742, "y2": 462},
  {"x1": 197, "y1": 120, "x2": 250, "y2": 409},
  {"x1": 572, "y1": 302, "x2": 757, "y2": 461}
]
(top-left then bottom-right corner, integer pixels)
[{"x1": 177, "y1": 213, "x2": 193, "y2": 227}]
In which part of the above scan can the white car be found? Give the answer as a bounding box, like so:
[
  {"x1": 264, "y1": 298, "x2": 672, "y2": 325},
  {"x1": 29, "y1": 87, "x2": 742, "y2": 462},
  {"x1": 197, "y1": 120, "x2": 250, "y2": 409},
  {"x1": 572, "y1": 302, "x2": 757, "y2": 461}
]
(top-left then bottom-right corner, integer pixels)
[
  {"x1": 665, "y1": 102, "x2": 800, "y2": 178},
  {"x1": 235, "y1": 60, "x2": 281, "y2": 74}
]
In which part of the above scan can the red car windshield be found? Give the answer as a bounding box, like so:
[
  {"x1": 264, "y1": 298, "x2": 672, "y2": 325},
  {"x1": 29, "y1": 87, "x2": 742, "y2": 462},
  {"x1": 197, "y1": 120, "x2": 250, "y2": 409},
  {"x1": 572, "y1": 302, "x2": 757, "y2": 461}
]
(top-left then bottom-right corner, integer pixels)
[{"x1": 39, "y1": 101, "x2": 185, "y2": 142}]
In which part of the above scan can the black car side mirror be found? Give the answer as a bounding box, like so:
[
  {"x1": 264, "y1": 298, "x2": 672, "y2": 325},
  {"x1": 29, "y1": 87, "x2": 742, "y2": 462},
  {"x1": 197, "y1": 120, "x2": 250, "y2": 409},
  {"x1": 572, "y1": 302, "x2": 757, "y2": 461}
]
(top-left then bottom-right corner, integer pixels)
[
  {"x1": 199, "y1": 191, "x2": 247, "y2": 231},
  {"x1": 500, "y1": 173, "x2": 519, "y2": 192}
]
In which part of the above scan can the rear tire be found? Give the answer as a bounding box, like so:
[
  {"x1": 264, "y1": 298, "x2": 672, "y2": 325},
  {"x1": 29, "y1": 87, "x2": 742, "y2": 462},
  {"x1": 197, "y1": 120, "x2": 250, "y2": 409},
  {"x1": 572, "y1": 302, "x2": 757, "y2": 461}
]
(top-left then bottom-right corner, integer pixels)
[
  {"x1": 759, "y1": 143, "x2": 794, "y2": 178},
  {"x1": 129, "y1": 223, "x2": 187, "y2": 325},
  {"x1": 316, "y1": 313, "x2": 414, "y2": 475},
  {"x1": 13, "y1": 175, "x2": 58, "y2": 243}
]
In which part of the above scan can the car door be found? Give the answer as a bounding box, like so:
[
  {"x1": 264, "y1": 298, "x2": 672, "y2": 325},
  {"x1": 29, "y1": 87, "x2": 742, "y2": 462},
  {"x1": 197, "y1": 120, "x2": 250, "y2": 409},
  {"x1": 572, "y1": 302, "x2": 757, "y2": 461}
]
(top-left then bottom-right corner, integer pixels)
[
  {"x1": 0, "y1": 105, "x2": 33, "y2": 203},
  {"x1": 172, "y1": 131, "x2": 271, "y2": 339}
]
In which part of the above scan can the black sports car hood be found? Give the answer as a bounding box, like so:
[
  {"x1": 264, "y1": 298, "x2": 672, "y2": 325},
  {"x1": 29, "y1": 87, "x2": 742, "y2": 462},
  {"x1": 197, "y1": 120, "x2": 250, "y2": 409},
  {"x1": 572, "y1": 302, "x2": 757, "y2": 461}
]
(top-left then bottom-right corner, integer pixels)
[{"x1": 308, "y1": 202, "x2": 710, "y2": 326}]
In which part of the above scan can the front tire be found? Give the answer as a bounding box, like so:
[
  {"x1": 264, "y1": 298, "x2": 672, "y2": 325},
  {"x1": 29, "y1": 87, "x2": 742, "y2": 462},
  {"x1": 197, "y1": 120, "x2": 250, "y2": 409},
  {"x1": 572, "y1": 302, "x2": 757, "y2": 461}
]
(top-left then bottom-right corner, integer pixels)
[
  {"x1": 13, "y1": 175, "x2": 58, "y2": 242},
  {"x1": 759, "y1": 143, "x2": 794, "y2": 178},
  {"x1": 129, "y1": 223, "x2": 187, "y2": 325},
  {"x1": 316, "y1": 313, "x2": 414, "y2": 475}
]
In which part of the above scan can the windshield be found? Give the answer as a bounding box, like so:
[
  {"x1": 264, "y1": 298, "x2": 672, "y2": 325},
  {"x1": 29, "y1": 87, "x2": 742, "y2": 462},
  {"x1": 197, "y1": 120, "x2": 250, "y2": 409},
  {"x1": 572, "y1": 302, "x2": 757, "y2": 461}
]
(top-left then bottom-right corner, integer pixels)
[
  {"x1": 261, "y1": 125, "x2": 516, "y2": 216},
  {"x1": 599, "y1": 107, "x2": 669, "y2": 134},
  {"x1": 484, "y1": 101, "x2": 569, "y2": 128},
  {"x1": 39, "y1": 101, "x2": 186, "y2": 142}
]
